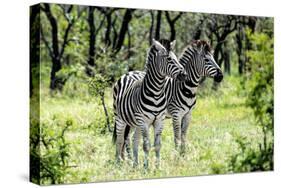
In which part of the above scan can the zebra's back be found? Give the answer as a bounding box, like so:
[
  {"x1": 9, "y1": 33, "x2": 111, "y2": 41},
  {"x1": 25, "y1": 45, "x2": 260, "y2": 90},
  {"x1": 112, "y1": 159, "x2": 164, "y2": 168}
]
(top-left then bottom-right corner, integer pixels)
[{"x1": 113, "y1": 71, "x2": 145, "y2": 115}]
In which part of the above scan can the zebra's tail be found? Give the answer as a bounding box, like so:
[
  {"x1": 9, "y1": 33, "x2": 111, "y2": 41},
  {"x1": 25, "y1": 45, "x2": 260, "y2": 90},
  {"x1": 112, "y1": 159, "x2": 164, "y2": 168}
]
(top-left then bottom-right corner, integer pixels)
[
  {"x1": 112, "y1": 123, "x2": 131, "y2": 144},
  {"x1": 124, "y1": 125, "x2": 131, "y2": 143}
]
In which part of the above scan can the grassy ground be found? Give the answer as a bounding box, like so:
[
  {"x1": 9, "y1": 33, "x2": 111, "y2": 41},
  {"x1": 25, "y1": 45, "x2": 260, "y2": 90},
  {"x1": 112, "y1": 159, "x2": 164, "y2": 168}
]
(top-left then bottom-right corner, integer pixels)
[{"x1": 39, "y1": 76, "x2": 264, "y2": 184}]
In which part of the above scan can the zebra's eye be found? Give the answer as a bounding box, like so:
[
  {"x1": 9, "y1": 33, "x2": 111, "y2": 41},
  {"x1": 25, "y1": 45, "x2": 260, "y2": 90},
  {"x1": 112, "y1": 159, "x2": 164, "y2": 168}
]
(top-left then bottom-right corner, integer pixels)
[{"x1": 204, "y1": 58, "x2": 209, "y2": 62}]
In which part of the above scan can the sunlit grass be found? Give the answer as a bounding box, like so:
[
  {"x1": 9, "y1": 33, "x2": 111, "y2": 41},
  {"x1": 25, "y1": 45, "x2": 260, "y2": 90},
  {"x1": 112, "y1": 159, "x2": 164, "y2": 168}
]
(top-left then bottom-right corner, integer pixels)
[{"x1": 39, "y1": 75, "x2": 265, "y2": 184}]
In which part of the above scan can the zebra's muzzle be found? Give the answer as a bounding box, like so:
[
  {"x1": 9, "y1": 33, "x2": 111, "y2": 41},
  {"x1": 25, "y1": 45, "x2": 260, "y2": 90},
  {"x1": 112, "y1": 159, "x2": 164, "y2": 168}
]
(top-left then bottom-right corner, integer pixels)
[{"x1": 214, "y1": 69, "x2": 223, "y2": 82}]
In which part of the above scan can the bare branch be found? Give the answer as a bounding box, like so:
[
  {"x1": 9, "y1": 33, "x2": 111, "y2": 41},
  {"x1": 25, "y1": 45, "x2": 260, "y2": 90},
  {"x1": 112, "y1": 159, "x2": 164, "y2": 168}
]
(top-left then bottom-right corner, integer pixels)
[
  {"x1": 95, "y1": 14, "x2": 107, "y2": 35},
  {"x1": 59, "y1": 21, "x2": 74, "y2": 59}
]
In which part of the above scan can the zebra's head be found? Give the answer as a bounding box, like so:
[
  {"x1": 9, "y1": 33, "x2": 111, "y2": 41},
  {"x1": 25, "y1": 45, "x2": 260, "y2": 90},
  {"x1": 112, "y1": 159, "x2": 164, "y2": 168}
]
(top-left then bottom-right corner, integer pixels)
[
  {"x1": 182, "y1": 40, "x2": 223, "y2": 83},
  {"x1": 151, "y1": 39, "x2": 186, "y2": 81}
]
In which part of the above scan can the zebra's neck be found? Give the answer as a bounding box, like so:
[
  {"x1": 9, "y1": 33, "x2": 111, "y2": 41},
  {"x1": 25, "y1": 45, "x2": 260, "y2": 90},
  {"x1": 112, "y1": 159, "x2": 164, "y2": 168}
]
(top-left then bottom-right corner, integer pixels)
[
  {"x1": 142, "y1": 68, "x2": 166, "y2": 96},
  {"x1": 179, "y1": 47, "x2": 200, "y2": 87},
  {"x1": 140, "y1": 47, "x2": 167, "y2": 101}
]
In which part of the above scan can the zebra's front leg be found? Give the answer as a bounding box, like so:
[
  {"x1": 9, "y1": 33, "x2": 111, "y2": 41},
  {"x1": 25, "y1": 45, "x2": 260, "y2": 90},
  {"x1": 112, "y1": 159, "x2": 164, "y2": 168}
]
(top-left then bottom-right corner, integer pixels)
[
  {"x1": 115, "y1": 119, "x2": 126, "y2": 164},
  {"x1": 172, "y1": 117, "x2": 182, "y2": 150},
  {"x1": 181, "y1": 112, "x2": 192, "y2": 154},
  {"x1": 133, "y1": 127, "x2": 141, "y2": 167},
  {"x1": 140, "y1": 124, "x2": 150, "y2": 169},
  {"x1": 154, "y1": 119, "x2": 164, "y2": 168}
]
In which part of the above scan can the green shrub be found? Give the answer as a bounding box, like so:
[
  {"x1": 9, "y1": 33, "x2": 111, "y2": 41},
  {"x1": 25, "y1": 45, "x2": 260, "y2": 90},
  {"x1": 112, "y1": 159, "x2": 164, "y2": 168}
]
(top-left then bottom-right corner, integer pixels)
[
  {"x1": 30, "y1": 116, "x2": 73, "y2": 185},
  {"x1": 229, "y1": 31, "x2": 273, "y2": 172}
]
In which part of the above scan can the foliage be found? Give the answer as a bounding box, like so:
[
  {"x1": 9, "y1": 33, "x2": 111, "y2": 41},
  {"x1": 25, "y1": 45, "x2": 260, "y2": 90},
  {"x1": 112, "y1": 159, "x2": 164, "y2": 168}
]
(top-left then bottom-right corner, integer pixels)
[
  {"x1": 88, "y1": 74, "x2": 113, "y2": 133},
  {"x1": 88, "y1": 74, "x2": 109, "y2": 98},
  {"x1": 229, "y1": 31, "x2": 274, "y2": 172},
  {"x1": 228, "y1": 136, "x2": 273, "y2": 172},
  {"x1": 30, "y1": 115, "x2": 73, "y2": 184},
  {"x1": 245, "y1": 30, "x2": 274, "y2": 132}
]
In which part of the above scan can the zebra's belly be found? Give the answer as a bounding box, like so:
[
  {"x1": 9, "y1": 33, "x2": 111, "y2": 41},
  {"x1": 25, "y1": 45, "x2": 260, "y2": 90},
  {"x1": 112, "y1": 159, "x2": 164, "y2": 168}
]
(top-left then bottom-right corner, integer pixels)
[
  {"x1": 118, "y1": 107, "x2": 166, "y2": 127},
  {"x1": 167, "y1": 97, "x2": 196, "y2": 119}
]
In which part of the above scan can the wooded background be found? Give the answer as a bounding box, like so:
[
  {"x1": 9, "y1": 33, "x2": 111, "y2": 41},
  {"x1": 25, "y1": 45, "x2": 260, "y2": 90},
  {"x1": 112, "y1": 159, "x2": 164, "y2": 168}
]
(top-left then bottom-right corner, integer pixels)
[{"x1": 30, "y1": 3, "x2": 273, "y2": 92}]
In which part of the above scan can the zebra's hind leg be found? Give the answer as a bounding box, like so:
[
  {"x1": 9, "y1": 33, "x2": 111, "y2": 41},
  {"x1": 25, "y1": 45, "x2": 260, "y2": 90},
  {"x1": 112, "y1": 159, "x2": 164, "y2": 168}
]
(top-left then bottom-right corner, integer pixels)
[
  {"x1": 133, "y1": 127, "x2": 141, "y2": 167},
  {"x1": 172, "y1": 116, "x2": 182, "y2": 151},
  {"x1": 180, "y1": 112, "x2": 192, "y2": 155},
  {"x1": 124, "y1": 125, "x2": 133, "y2": 160},
  {"x1": 115, "y1": 118, "x2": 126, "y2": 164},
  {"x1": 153, "y1": 119, "x2": 164, "y2": 168}
]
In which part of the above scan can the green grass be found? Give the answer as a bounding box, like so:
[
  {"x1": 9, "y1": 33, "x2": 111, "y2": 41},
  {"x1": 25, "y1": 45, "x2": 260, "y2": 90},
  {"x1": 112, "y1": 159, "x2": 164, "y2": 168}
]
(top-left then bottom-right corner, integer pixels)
[{"x1": 38, "y1": 75, "x2": 265, "y2": 185}]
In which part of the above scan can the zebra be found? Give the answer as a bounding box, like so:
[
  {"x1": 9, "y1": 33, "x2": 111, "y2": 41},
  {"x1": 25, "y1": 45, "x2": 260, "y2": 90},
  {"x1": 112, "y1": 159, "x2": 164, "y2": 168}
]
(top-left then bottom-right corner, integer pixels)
[
  {"x1": 112, "y1": 39, "x2": 186, "y2": 168},
  {"x1": 165, "y1": 40, "x2": 223, "y2": 153},
  {"x1": 122, "y1": 40, "x2": 223, "y2": 159}
]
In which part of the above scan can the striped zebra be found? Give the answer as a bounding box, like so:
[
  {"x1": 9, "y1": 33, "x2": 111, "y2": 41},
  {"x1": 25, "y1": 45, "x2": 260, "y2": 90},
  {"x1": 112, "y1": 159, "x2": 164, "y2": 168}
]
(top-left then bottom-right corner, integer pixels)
[
  {"x1": 112, "y1": 39, "x2": 186, "y2": 168},
  {"x1": 122, "y1": 40, "x2": 223, "y2": 159},
  {"x1": 165, "y1": 40, "x2": 223, "y2": 153}
]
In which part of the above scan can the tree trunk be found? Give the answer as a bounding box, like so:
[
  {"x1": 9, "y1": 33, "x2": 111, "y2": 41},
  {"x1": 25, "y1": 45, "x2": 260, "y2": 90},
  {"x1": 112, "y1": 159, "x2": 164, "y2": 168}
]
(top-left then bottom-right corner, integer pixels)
[
  {"x1": 236, "y1": 25, "x2": 245, "y2": 74},
  {"x1": 50, "y1": 58, "x2": 62, "y2": 90},
  {"x1": 114, "y1": 9, "x2": 135, "y2": 54},
  {"x1": 105, "y1": 9, "x2": 115, "y2": 46},
  {"x1": 149, "y1": 11, "x2": 154, "y2": 45},
  {"x1": 101, "y1": 93, "x2": 112, "y2": 133},
  {"x1": 43, "y1": 4, "x2": 62, "y2": 90},
  {"x1": 86, "y1": 7, "x2": 96, "y2": 76},
  {"x1": 193, "y1": 19, "x2": 204, "y2": 40},
  {"x1": 165, "y1": 12, "x2": 182, "y2": 41},
  {"x1": 170, "y1": 24, "x2": 176, "y2": 41},
  {"x1": 214, "y1": 42, "x2": 223, "y2": 66},
  {"x1": 212, "y1": 40, "x2": 223, "y2": 90},
  {"x1": 30, "y1": 5, "x2": 40, "y2": 97},
  {"x1": 224, "y1": 49, "x2": 231, "y2": 74},
  {"x1": 248, "y1": 17, "x2": 257, "y2": 33},
  {"x1": 88, "y1": 7, "x2": 96, "y2": 67},
  {"x1": 155, "y1": 11, "x2": 162, "y2": 40}
]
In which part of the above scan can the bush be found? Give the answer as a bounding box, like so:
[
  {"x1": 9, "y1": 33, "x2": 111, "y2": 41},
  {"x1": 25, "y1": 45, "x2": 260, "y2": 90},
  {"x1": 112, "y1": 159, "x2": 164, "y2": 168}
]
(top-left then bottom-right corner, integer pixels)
[
  {"x1": 88, "y1": 74, "x2": 113, "y2": 133},
  {"x1": 229, "y1": 30, "x2": 273, "y2": 172},
  {"x1": 30, "y1": 116, "x2": 73, "y2": 185}
]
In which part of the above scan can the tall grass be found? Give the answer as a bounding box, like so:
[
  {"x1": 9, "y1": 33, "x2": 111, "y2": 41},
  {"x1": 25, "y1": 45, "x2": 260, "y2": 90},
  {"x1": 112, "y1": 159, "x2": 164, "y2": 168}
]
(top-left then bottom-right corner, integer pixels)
[{"x1": 36, "y1": 74, "x2": 267, "y2": 185}]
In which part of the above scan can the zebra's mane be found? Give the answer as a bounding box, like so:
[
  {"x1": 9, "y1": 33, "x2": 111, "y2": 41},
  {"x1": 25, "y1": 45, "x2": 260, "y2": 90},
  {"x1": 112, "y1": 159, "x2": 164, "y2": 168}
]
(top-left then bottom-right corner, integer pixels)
[
  {"x1": 144, "y1": 39, "x2": 171, "y2": 71},
  {"x1": 179, "y1": 40, "x2": 212, "y2": 67},
  {"x1": 182, "y1": 40, "x2": 211, "y2": 55}
]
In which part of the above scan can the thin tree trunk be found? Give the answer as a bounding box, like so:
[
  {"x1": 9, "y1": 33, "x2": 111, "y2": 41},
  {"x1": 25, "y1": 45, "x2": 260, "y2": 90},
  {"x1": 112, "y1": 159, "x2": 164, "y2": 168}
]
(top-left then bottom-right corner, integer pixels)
[
  {"x1": 114, "y1": 9, "x2": 135, "y2": 54},
  {"x1": 224, "y1": 49, "x2": 231, "y2": 74},
  {"x1": 193, "y1": 19, "x2": 204, "y2": 40},
  {"x1": 101, "y1": 93, "x2": 112, "y2": 133},
  {"x1": 236, "y1": 25, "x2": 245, "y2": 74},
  {"x1": 43, "y1": 4, "x2": 62, "y2": 90},
  {"x1": 86, "y1": 7, "x2": 96, "y2": 77},
  {"x1": 149, "y1": 11, "x2": 154, "y2": 45},
  {"x1": 165, "y1": 12, "x2": 182, "y2": 41},
  {"x1": 104, "y1": 9, "x2": 117, "y2": 47},
  {"x1": 213, "y1": 40, "x2": 223, "y2": 90},
  {"x1": 42, "y1": 4, "x2": 77, "y2": 91},
  {"x1": 155, "y1": 11, "x2": 162, "y2": 40},
  {"x1": 214, "y1": 42, "x2": 223, "y2": 66},
  {"x1": 30, "y1": 5, "x2": 40, "y2": 97}
]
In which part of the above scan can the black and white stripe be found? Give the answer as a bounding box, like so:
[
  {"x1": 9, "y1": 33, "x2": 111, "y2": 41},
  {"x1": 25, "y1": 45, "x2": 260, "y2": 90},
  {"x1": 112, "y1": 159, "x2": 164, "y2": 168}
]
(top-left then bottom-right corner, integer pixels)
[{"x1": 112, "y1": 39, "x2": 185, "y2": 167}]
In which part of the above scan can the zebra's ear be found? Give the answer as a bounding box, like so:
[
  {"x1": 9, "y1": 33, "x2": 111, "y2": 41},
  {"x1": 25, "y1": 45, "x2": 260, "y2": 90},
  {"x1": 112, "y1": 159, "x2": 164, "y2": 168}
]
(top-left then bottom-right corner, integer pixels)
[
  {"x1": 153, "y1": 39, "x2": 165, "y2": 51},
  {"x1": 170, "y1": 40, "x2": 176, "y2": 50}
]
